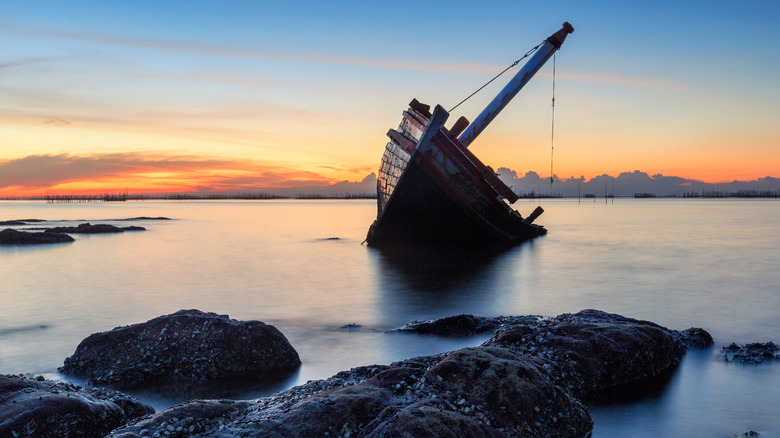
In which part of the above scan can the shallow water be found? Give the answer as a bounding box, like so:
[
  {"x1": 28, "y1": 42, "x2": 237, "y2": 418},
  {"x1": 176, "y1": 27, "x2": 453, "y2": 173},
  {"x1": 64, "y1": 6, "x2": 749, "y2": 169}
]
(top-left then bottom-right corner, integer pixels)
[{"x1": 1, "y1": 198, "x2": 778, "y2": 436}]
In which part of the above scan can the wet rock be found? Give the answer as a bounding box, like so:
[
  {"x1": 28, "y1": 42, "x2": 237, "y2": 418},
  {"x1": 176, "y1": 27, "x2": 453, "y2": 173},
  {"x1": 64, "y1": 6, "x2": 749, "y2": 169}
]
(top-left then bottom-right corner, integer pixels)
[
  {"x1": 108, "y1": 399, "x2": 251, "y2": 438},
  {"x1": 671, "y1": 327, "x2": 714, "y2": 349},
  {"x1": 722, "y1": 342, "x2": 780, "y2": 364},
  {"x1": 107, "y1": 310, "x2": 707, "y2": 438},
  {"x1": 44, "y1": 223, "x2": 145, "y2": 234},
  {"x1": 389, "y1": 314, "x2": 542, "y2": 337},
  {"x1": 110, "y1": 352, "x2": 592, "y2": 438},
  {"x1": 0, "y1": 374, "x2": 153, "y2": 438},
  {"x1": 0, "y1": 228, "x2": 74, "y2": 244},
  {"x1": 483, "y1": 309, "x2": 696, "y2": 398},
  {"x1": 733, "y1": 431, "x2": 760, "y2": 437},
  {"x1": 59, "y1": 309, "x2": 301, "y2": 389},
  {"x1": 422, "y1": 347, "x2": 592, "y2": 436}
]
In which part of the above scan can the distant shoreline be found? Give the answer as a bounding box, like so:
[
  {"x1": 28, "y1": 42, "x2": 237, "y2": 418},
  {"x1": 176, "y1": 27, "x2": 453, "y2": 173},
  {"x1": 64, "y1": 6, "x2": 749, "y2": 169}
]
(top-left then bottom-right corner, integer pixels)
[{"x1": 1, "y1": 191, "x2": 778, "y2": 202}]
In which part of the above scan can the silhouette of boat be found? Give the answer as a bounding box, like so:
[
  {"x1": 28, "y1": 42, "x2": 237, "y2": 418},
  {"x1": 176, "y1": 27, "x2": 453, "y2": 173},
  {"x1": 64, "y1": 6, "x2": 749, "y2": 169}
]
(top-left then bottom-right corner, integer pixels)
[{"x1": 365, "y1": 22, "x2": 574, "y2": 248}]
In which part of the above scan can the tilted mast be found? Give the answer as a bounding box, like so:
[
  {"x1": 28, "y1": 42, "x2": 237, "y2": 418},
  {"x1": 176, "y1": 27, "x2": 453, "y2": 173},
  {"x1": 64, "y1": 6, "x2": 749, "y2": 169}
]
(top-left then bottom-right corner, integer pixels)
[{"x1": 458, "y1": 22, "x2": 574, "y2": 147}]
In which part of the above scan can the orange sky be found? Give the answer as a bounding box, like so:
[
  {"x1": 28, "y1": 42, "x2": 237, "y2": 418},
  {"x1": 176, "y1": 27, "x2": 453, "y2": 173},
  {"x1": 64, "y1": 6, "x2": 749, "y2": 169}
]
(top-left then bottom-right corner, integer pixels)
[{"x1": 1, "y1": 1, "x2": 779, "y2": 197}]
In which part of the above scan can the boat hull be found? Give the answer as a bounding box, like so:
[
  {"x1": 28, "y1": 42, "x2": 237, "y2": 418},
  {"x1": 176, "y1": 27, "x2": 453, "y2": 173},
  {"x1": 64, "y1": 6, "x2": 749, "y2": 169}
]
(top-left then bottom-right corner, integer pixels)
[{"x1": 366, "y1": 102, "x2": 546, "y2": 248}]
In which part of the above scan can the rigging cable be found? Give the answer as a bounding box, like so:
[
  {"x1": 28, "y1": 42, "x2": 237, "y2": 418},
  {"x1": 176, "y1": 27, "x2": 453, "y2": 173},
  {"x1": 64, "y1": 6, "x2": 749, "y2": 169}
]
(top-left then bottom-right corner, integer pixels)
[
  {"x1": 449, "y1": 43, "x2": 542, "y2": 113},
  {"x1": 550, "y1": 52, "x2": 556, "y2": 185}
]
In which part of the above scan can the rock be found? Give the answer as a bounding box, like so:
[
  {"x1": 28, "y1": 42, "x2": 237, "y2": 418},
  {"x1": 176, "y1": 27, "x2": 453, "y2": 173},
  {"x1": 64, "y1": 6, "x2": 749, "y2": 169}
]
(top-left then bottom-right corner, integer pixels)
[
  {"x1": 389, "y1": 314, "x2": 542, "y2": 337},
  {"x1": 116, "y1": 217, "x2": 171, "y2": 221},
  {"x1": 106, "y1": 310, "x2": 708, "y2": 438},
  {"x1": 0, "y1": 228, "x2": 74, "y2": 244},
  {"x1": 671, "y1": 327, "x2": 714, "y2": 349},
  {"x1": 44, "y1": 223, "x2": 145, "y2": 234},
  {"x1": 109, "y1": 352, "x2": 592, "y2": 438},
  {"x1": 421, "y1": 347, "x2": 592, "y2": 437},
  {"x1": 733, "y1": 431, "x2": 760, "y2": 437},
  {"x1": 721, "y1": 341, "x2": 780, "y2": 363},
  {"x1": 0, "y1": 374, "x2": 153, "y2": 438},
  {"x1": 109, "y1": 399, "x2": 252, "y2": 438},
  {"x1": 59, "y1": 309, "x2": 301, "y2": 389},
  {"x1": 0, "y1": 219, "x2": 45, "y2": 225},
  {"x1": 483, "y1": 309, "x2": 694, "y2": 398}
]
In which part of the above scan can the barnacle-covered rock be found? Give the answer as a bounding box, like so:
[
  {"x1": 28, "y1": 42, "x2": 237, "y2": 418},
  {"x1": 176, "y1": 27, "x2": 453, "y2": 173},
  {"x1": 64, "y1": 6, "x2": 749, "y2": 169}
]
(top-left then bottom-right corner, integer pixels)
[
  {"x1": 59, "y1": 309, "x2": 300, "y2": 389},
  {"x1": 0, "y1": 374, "x2": 153, "y2": 438},
  {"x1": 722, "y1": 341, "x2": 780, "y2": 364},
  {"x1": 106, "y1": 310, "x2": 710, "y2": 438},
  {"x1": 483, "y1": 309, "x2": 693, "y2": 397}
]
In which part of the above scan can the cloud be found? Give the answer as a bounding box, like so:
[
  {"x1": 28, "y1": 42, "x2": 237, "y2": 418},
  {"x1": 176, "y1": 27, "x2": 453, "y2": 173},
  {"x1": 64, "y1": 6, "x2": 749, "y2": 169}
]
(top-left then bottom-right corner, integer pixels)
[
  {"x1": 496, "y1": 168, "x2": 780, "y2": 197},
  {"x1": 0, "y1": 153, "x2": 233, "y2": 189},
  {"x1": 0, "y1": 22, "x2": 503, "y2": 75},
  {"x1": 43, "y1": 118, "x2": 71, "y2": 126},
  {"x1": 0, "y1": 152, "x2": 375, "y2": 195},
  {"x1": 0, "y1": 56, "x2": 54, "y2": 71}
]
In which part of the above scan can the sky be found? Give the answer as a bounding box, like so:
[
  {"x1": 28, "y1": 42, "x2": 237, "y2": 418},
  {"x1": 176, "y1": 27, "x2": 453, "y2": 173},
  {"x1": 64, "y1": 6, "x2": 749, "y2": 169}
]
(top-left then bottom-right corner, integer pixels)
[{"x1": 1, "y1": 0, "x2": 779, "y2": 196}]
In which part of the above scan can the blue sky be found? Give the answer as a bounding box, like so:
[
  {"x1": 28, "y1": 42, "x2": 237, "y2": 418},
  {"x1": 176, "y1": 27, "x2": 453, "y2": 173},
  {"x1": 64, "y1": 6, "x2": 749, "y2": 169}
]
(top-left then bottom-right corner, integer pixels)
[{"x1": 1, "y1": 0, "x2": 779, "y2": 194}]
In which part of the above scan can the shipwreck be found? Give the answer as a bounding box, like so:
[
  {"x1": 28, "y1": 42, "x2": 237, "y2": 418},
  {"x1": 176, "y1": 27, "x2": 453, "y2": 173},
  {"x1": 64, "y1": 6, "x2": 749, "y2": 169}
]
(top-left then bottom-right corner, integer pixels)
[{"x1": 365, "y1": 22, "x2": 574, "y2": 248}]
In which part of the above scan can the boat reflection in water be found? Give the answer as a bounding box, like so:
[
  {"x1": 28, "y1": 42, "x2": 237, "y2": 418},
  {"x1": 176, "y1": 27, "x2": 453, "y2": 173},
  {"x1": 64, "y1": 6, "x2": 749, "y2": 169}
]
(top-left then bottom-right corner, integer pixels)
[
  {"x1": 368, "y1": 238, "x2": 541, "y2": 322},
  {"x1": 366, "y1": 23, "x2": 574, "y2": 249}
]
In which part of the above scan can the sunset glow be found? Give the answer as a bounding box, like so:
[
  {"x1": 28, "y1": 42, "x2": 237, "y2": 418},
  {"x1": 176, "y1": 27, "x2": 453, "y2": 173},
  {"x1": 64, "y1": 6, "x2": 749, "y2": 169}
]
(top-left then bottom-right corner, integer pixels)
[{"x1": 2, "y1": 1, "x2": 778, "y2": 197}]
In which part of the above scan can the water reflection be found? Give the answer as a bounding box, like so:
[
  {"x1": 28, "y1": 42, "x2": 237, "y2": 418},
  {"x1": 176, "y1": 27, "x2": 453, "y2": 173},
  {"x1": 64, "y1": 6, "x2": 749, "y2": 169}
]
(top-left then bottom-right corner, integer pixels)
[
  {"x1": 586, "y1": 363, "x2": 679, "y2": 405},
  {"x1": 368, "y1": 242, "x2": 539, "y2": 324},
  {"x1": 370, "y1": 245, "x2": 512, "y2": 291}
]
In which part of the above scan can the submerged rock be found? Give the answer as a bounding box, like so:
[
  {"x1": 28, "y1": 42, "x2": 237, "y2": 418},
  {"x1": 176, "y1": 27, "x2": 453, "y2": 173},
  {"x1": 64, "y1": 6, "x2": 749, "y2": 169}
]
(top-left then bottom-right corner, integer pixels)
[
  {"x1": 389, "y1": 314, "x2": 542, "y2": 337},
  {"x1": 44, "y1": 223, "x2": 144, "y2": 234},
  {"x1": 0, "y1": 228, "x2": 74, "y2": 245},
  {"x1": 59, "y1": 309, "x2": 301, "y2": 389},
  {"x1": 0, "y1": 374, "x2": 153, "y2": 438},
  {"x1": 722, "y1": 341, "x2": 780, "y2": 364},
  {"x1": 110, "y1": 309, "x2": 707, "y2": 438},
  {"x1": 0, "y1": 220, "x2": 28, "y2": 225},
  {"x1": 116, "y1": 217, "x2": 171, "y2": 221},
  {"x1": 0, "y1": 219, "x2": 45, "y2": 225}
]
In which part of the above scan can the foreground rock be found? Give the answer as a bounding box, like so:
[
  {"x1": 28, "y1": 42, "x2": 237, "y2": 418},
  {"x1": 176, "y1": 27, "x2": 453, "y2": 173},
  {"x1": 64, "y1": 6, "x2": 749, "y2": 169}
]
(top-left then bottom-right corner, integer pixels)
[
  {"x1": 109, "y1": 310, "x2": 709, "y2": 437},
  {"x1": 44, "y1": 223, "x2": 145, "y2": 233},
  {"x1": 60, "y1": 310, "x2": 301, "y2": 389},
  {"x1": 0, "y1": 228, "x2": 74, "y2": 245},
  {"x1": 110, "y1": 352, "x2": 592, "y2": 438},
  {"x1": 722, "y1": 341, "x2": 780, "y2": 363},
  {"x1": 0, "y1": 374, "x2": 153, "y2": 438},
  {"x1": 482, "y1": 309, "x2": 712, "y2": 397}
]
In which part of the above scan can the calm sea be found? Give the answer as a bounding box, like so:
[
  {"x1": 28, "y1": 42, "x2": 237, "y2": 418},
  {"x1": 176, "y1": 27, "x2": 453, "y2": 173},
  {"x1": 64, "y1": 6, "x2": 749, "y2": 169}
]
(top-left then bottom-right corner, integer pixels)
[{"x1": 1, "y1": 199, "x2": 778, "y2": 437}]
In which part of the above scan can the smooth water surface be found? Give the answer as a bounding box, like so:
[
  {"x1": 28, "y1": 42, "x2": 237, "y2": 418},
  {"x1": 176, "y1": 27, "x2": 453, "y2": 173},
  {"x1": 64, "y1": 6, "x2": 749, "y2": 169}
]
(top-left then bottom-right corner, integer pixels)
[{"x1": 1, "y1": 199, "x2": 778, "y2": 436}]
